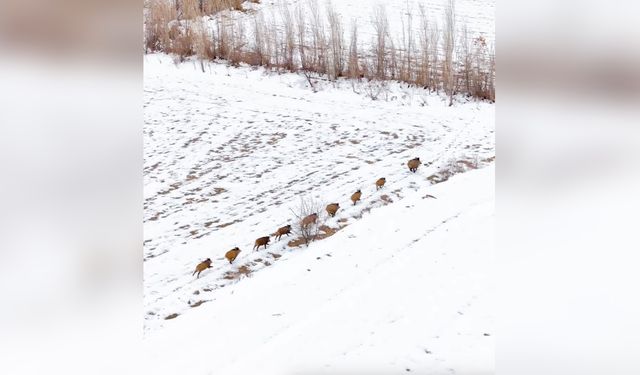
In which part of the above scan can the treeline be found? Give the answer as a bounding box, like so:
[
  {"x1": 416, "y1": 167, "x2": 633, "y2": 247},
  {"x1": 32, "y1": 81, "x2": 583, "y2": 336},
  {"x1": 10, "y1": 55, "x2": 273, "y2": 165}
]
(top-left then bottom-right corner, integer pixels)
[{"x1": 144, "y1": 0, "x2": 495, "y2": 103}]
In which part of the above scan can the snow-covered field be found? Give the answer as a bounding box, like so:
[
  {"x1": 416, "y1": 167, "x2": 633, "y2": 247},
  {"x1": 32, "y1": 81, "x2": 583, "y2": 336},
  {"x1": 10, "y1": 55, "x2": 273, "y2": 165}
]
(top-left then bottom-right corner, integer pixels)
[
  {"x1": 144, "y1": 162, "x2": 495, "y2": 374},
  {"x1": 226, "y1": 0, "x2": 494, "y2": 45},
  {"x1": 144, "y1": 53, "x2": 494, "y2": 333}
]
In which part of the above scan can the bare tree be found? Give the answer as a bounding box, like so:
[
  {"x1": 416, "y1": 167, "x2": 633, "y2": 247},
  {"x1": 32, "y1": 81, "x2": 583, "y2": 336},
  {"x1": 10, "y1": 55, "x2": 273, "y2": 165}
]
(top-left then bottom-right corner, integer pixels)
[
  {"x1": 371, "y1": 5, "x2": 389, "y2": 80},
  {"x1": 290, "y1": 196, "x2": 323, "y2": 247},
  {"x1": 416, "y1": 4, "x2": 431, "y2": 89},
  {"x1": 326, "y1": 1, "x2": 344, "y2": 80},
  {"x1": 443, "y1": 0, "x2": 457, "y2": 106},
  {"x1": 295, "y1": 2, "x2": 309, "y2": 70},
  {"x1": 400, "y1": 5, "x2": 414, "y2": 83},
  {"x1": 347, "y1": 21, "x2": 360, "y2": 79},
  {"x1": 280, "y1": 2, "x2": 296, "y2": 71},
  {"x1": 459, "y1": 24, "x2": 471, "y2": 95},
  {"x1": 144, "y1": 0, "x2": 495, "y2": 101},
  {"x1": 252, "y1": 12, "x2": 267, "y2": 66},
  {"x1": 308, "y1": 0, "x2": 327, "y2": 74}
]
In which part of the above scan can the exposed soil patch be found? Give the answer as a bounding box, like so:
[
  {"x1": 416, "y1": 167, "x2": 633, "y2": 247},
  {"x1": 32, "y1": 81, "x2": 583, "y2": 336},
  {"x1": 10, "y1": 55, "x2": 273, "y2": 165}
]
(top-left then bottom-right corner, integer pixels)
[
  {"x1": 212, "y1": 187, "x2": 227, "y2": 196},
  {"x1": 145, "y1": 162, "x2": 161, "y2": 173},
  {"x1": 204, "y1": 219, "x2": 220, "y2": 228},
  {"x1": 157, "y1": 182, "x2": 182, "y2": 195},
  {"x1": 189, "y1": 300, "x2": 207, "y2": 308},
  {"x1": 164, "y1": 313, "x2": 179, "y2": 320},
  {"x1": 267, "y1": 132, "x2": 287, "y2": 145},
  {"x1": 287, "y1": 237, "x2": 307, "y2": 247},
  {"x1": 223, "y1": 265, "x2": 253, "y2": 280},
  {"x1": 217, "y1": 219, "x2": 241, "y2": 229},
  {"x1": 147, "y1": 211, "x2": 164, "y2": 222}
]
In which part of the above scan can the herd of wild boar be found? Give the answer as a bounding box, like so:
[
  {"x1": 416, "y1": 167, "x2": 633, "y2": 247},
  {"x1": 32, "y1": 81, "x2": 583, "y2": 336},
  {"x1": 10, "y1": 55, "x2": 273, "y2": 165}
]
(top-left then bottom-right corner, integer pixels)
[{"x1": 192, "y1": 157, "x2": 422, "y2": 278}]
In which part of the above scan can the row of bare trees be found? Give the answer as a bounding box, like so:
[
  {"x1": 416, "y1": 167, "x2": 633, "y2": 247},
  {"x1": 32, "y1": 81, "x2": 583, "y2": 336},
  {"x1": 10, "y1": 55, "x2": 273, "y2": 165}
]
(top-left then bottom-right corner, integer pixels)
[{"x1": 144, "y1": 0, "x2": 495, "y2": 102}]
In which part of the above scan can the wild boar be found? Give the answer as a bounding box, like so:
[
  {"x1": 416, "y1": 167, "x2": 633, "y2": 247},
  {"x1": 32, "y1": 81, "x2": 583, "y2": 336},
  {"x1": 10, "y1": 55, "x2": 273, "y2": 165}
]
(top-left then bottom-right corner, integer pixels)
[
  {"x1": 253, "y1": 236, "x2": 270, "y2": 251},
  {"x1": 326, "y1": 203, "x2": 340, "y2": 217},
  {"x1": 350, "y1": 189, "x2": 362, "y2": 205},
  {"x1": 225, "y1": 247, "x2": 241, "y2": 264},
  {"x1": 301, "y1": 213, "x2": 318, "y2": 227},
  {"x1": 192, "y1": 258, "x2": 212, "y2": 278},
  {"x1": 408, "y1": 157, "x2": 421, "y2": 173},
  {"x1": 375, "y1": 177, "x2": 386, "y2": 190},
  {"x1": 274, "y1": 224, "x2": 292, "y2": 241}
]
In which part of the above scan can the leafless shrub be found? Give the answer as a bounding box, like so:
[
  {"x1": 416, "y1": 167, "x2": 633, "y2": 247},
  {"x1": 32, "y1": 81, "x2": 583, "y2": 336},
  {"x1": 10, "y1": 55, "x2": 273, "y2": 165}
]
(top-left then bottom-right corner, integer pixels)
[
  {"x1": 290, "y1": 197, "x2": 324, "y2": 247},
  {"x1": 431, "y1": 157, "x2": 471, "y2": 183},
  {"x1": 303, "y1": 71, "x2": 319, "y2": 93},
  {"x1": 251, "y1": 12, "x2": 268, "y2": 66},
  {"x1": 363, "y1": 79, "x2": 390, "y2": 101},
  {"x1": 180, "y1": 0, "x2": 201, "y2": 19},
  {"x1": 227, "y1": 17, "x2": 247, "y2": 66},
  {"x1": 177, "y1": 0, "x2": 256, "y2": 16},
  {"x1": 145, "y1": 0, "x2": 177, "y2": 53},
  {"x1": 214, "y1": 16, "x2": 231, "y2": 60},
  {"x1": 193, "y1": 20, "x2": 215, "y2": 66},
  {"x1": 170, "y1": 21, "x2": 196, "y2": 61}
]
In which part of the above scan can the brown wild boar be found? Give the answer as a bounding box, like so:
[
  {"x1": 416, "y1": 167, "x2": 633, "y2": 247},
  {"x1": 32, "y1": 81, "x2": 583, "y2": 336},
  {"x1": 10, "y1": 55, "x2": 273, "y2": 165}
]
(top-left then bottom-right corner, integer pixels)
[
  {"x1": 375, "y1": 177, "x2": 386, "y2": 190},
  {"x1": 253, "y1": 236, "x2": 270, "y2": 251},
  {"x1": 301, "y1": 213, "x2": 318, "y2": 227},
  {"x1": 192, "y1": 258, "x2": 212, "y2": 278},
  {"x1": 408, "y1": 157, "x2": 421, "y2": 173},
  {"x1": 326, "y1": 203, "x2": 340, "y2": 217},
  {"x1": 225, "y1": 247, "x2": 241, "y2": 264},
  {"x1": 350, "y1": 189, "x2": 362, "y2": 205},
  {"x1": 274, "y1": 224, "x2": 292, "y2": 241}
]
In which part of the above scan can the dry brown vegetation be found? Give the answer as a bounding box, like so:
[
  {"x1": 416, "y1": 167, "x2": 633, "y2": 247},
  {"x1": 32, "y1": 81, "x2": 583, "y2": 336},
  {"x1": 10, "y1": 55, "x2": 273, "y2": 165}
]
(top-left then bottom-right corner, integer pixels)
[
  {"x1": 289, "y1": 196, "x2": 324, "y2": 247},
  {"x1": 145, "y1": 0, "x2": 494, "y2": 101}
]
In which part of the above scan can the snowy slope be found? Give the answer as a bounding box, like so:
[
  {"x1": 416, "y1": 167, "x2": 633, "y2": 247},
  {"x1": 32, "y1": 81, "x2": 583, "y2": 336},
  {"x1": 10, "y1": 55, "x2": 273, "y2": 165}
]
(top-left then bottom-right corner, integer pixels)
[
  {"x1": 250, "y1": 0, "x2": 495, "y2": 41},
  {"x1": 144, "y1": 164, "x2": 494, "y2": 375},
  {"x1": 143, "y1": 54, "x2": 494, "y2": 332}
]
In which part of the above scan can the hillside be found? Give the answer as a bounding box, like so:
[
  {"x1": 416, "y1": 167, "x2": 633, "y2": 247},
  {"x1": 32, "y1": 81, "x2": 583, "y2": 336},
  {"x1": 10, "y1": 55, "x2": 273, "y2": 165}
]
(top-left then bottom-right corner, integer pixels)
[
  {"x1": 144, "y1": 163, "x2": 494, "y2": 374},
  {"x1": 143, "y1": 53, "x2": 494, "y2": 333}
]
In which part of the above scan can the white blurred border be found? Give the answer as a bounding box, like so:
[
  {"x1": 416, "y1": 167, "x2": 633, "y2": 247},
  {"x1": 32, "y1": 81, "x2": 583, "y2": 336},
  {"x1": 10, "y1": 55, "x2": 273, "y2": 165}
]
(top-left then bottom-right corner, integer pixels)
[{"x1": 499, "y1": 0, "x2": 640, "y2": 374}]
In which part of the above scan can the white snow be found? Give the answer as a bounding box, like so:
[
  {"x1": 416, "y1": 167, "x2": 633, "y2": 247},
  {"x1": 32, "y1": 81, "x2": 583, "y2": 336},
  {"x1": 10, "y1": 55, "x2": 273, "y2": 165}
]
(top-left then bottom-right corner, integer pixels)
[
  {"x1": 221, "y1": 0, "x2": 495, "y2": 48},
  {"x1": 144, "y1": 163, "x2": 494, "y2": 375},
  {"x1": 143, "y1": 53, "x2": 494, "y2": 333}
]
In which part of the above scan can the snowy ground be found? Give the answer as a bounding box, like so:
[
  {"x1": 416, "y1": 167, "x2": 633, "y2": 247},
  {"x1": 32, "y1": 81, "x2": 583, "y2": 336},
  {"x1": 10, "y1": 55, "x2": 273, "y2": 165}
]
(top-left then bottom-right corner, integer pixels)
[
  {"x1": 144, "y1": 53, "x2": 494, "y2": 333},
  {"x1": 231, "y1": 0, "x2": 494, "y2": 45},
  {"x1": 144, "y1": 163, "x2": 495, "y2": 374}
]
